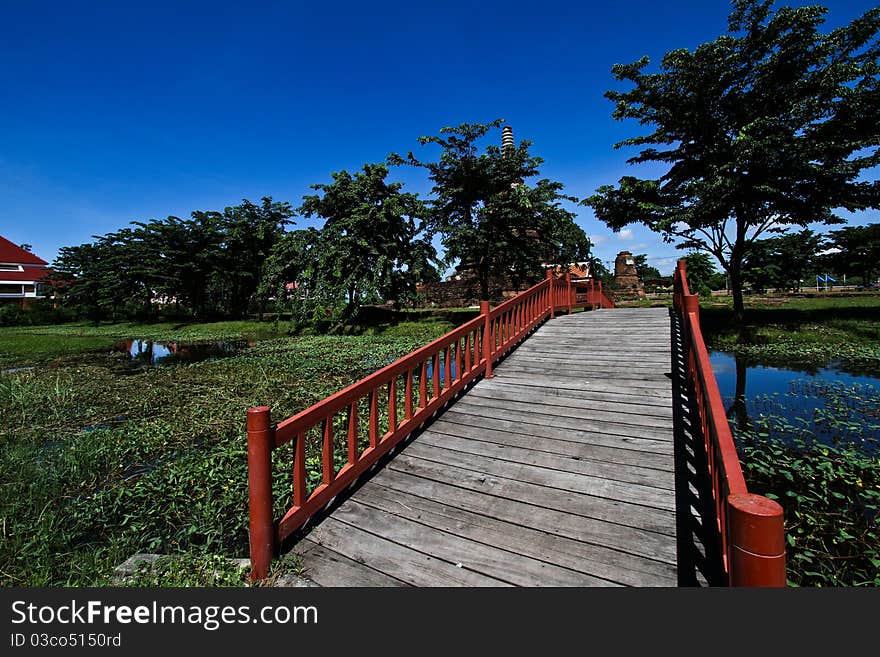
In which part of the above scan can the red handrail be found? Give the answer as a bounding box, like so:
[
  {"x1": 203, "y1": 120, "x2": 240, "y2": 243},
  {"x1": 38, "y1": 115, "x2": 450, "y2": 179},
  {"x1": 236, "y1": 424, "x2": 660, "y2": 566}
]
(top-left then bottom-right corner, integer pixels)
[
  {"x1": 546, "y1": 270, "x2": 615, "y2": 312},
  {"x1": 673, "y1": 259, "x2": 786, "y2": 586},
  {"x1": 247, "y1": 276, "x2": 557, "y2": 579}
]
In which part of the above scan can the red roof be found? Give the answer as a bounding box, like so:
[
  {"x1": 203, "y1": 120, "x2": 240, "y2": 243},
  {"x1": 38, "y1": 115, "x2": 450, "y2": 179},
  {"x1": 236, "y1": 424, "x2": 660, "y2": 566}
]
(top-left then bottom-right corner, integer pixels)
[{"x1": 0, "y1": 235, "x2": 48, "y2": 265}]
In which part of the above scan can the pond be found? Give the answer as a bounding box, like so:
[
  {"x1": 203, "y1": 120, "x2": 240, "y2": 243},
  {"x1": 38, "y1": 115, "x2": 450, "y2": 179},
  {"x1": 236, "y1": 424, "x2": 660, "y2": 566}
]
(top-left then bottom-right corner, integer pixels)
[
  {"x1": 710, "y1": 351, "x2": 880, "y2": 454},
  {"x1": 114, "y1": 339, "x2": 250, "y2": 367}
]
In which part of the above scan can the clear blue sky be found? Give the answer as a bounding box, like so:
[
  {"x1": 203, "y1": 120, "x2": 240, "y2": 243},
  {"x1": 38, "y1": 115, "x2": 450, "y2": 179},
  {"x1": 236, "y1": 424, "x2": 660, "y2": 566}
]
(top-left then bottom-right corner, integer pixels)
[{"x1": 1, "y1": 0, "x2": 877, "y2": 275}]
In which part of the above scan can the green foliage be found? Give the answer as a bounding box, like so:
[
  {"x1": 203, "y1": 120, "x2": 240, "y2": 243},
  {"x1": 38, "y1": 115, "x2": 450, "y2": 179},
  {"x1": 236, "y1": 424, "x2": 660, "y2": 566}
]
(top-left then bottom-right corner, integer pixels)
[
  {"x1": 633, "y1": 254, "x2": 662, "y2": 281},
  {"x1": 736, "y1": 411, "x2": 879, "y2": 587},
  {"x1": 0, "y1": 318, "x2": 455, "y2": 586},
  {"x1": 391, "y1": 120, "x2": 592, "y2": 300},
  {"x1": 743, "y1": 229, "x2": 825, "y2": 292},
  {"x1": 825, "y1": 223, "x2": 880, "y2": 286},
  {"x1": 682, "y1": 252, "x2": 719, "y2": 297},
  {"x1": 52, "y1": 197, "x2": 294, "y2": 321},
  {"x1": 281, "y1": 164, "x2": 439, "y2": 327},
  {"x1": 588, "y1": 0, "x2": 880, "y2": 320},
  {"x1": 124, "y1": 554, "x2": 250, "y2": 587}
]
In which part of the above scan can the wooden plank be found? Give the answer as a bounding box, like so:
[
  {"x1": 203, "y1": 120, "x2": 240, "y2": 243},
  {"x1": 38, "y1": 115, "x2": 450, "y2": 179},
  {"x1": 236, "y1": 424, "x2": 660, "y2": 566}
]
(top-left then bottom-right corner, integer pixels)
[
  {"x1": 385, "y1": 453, "x2": 677, "y2": 543},
  {"x1": 306, "y1": 516, "x2": 511, "y2": 586},
  {"x1": 490, "y1": 371, "x2": 672, "y2": 400},
  {"x1": 512, "y1": 348, "x2": 672, "y2": 365},
  {"x1": 416, "y1": 430, "x2": 674, "y2": 489},
  {"x1": 425, "y1": 419, "x2": 673, "y2": 470},
  {"x1": 292, "y1": 539, "x2": 409, "y2": 587},
  {"x1": 497, "y1": 359, "x2": 672, "y2": 376},
  {"x1": 401, "y1": 440, "x2": 676, "y2": 511},
  {"x1": 355, "y1": 481, "x2": 676, "y2": 586},
  {"x1": 369, "y1": 470, "x2": 677, "y2": 569},
  {"x1": 331, "y1": 498, "x2": 620, "y2": 586},
  {"x1": 449, "y1": 400, "x2": 674, "y2": 441},
  {"x1": 474, "y1": 378, "x2": 673, "y2": 413},
  {"x1": 459, "y1": 392, "x2": 672, "y2": 429},
  {"x1": 492, "y1": 365, "x2": 672, "y2": 389},
  {"x1": 437, "y1": 408, "x2": 674, "y2": 454}
]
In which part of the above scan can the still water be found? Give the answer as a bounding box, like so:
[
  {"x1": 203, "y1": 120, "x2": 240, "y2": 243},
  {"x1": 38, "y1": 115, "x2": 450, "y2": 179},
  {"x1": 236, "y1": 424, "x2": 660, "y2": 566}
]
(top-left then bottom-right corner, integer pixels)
[
  {"x1": 114, "y1": 339, "x2": 249, "y2": 366},
  {"x1": 710, "y1": 351, "x2": 880, "y2": 452}
]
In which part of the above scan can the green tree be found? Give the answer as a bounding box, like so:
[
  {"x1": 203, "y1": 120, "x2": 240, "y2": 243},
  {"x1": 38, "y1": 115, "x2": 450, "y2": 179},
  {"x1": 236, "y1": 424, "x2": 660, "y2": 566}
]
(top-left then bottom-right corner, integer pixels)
[
  {"x1": 297, "y1": 163, "x2": 438, "y2": 324},
  {"x1": 391, "y1": 120, "x2": 592, "y2": 300},
  {"x1": 682, "y1": 252, "x2": 719, "y2": 297},
  {"x1": 633, "y1": 254, "x2": 662, "y2": 281},
  {"x1": 588, "y1": 0, "x2": 880, "y2": 322},
  {"x1": 826, "y1": 223, "x2": 880, "y2": 286}
]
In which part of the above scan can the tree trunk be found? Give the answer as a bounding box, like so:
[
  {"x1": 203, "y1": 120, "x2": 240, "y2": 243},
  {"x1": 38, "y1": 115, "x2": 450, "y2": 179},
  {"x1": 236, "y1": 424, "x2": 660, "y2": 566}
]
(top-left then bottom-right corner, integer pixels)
[
  {"x1": 478, "y1": 259, "x2": 490, "y2": 302},
  {"x1": 729, "y1": 264, "x2": 745, "y2": 325}
]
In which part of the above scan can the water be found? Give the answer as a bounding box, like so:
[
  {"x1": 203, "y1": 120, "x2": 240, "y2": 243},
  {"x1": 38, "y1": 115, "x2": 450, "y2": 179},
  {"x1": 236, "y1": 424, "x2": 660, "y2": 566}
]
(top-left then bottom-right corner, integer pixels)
[
  {"x1": 114, "y1": 339, "x2": 248, "y2": 367},
  {"x1": 710, "y1": 351, "x2": 880, "y2": 452}
]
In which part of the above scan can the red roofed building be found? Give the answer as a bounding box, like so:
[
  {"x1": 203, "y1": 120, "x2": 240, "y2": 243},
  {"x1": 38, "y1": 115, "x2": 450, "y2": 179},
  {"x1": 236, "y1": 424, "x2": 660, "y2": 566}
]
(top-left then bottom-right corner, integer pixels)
[{"x1": 0, "y1": 235, "x2": 50, "y2": 306}]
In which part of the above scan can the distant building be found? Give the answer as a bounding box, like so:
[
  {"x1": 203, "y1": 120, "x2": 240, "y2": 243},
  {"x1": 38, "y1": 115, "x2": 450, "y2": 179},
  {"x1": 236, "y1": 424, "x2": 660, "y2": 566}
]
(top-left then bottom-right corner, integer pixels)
[
  {"x1": 611, "y1": 251, "x2": 645, "y2": 297},
  {"x1": 0, "y1": 236, "x2": 50, "y2": 306}
]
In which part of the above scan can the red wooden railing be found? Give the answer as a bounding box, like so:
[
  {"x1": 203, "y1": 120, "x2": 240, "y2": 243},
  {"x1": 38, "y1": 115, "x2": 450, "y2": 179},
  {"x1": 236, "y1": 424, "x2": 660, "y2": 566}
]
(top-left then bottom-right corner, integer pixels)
[
  {"x1": 548, "y1": 270, "x2": 615, "y2": 312},
  {"x1": 247, "y1": 275, "x2": 573, "y2": 579},
  {"x1": 673, "y1": 259, "x2": 786, "y2": 586}
]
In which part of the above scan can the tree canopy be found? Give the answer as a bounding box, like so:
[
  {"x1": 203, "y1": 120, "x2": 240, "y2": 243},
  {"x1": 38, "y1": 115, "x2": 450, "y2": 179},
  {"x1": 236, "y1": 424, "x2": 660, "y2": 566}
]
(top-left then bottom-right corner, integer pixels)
[
  {"x1": 266, "y1": 164, "x2": 439, "y2": 327},
  {"x1": 588, "y1": 0, "x2": 880, "y2": 320},
  {"x1": 53, "y1": 198, "x2": 293, "y2": 320},
  {"x1": 825, "y1": 222, "x2": 880, "y2": 286},
  {"x1": 391, "y1": 120, "x2": 592, "y2": 300}
]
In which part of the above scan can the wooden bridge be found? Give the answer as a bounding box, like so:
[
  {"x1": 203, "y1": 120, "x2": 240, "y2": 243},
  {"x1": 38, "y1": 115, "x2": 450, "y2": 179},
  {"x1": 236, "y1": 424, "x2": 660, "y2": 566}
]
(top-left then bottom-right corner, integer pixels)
[{"x1": 246, "y1": 265, "x2": 786, "y2": 587}]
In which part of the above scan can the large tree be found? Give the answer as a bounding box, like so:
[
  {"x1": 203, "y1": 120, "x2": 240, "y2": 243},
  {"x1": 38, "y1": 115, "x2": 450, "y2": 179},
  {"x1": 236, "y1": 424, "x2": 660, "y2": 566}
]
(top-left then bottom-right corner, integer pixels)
[
  {"x1": 588, "y1": 0, "x2": 880, "y2": 321},
  {"x1": 296, "y1": 163, "x2": 438, "y2": 323},
  {"x1": 390, "y1": 120, "x2": 592, "y2": 300}
]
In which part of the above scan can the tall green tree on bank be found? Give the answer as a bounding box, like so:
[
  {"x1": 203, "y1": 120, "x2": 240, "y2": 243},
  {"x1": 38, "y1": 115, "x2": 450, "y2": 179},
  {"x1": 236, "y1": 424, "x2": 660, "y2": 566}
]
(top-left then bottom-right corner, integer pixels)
[
  {"x1": 390, "y1": 120, "x2": 592, "y2": 300},
  {"x1": 588, "y1": 0, "x2": 880, "y2": 322},
  {"x1": 277, "y1": 164, "x2": 439, "y2": 325}
]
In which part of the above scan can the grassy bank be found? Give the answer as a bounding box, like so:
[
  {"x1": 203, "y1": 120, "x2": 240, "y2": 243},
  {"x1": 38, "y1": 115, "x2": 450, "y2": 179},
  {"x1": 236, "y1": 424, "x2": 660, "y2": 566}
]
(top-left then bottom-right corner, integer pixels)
[
  {"x1": 0, "y1": 317, "x2": 455, "y2": 586},
  {"x1": 702, "y1": 294, "x2": 880, "y2": 370}
]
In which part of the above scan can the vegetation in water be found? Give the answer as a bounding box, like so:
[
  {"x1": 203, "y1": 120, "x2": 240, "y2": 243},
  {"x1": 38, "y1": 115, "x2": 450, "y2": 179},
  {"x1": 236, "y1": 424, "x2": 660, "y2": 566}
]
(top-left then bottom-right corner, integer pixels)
[
  {"x1": 734, "y1": 381, "x2": 880, "y2": 586},
  {"x1": 0, "y1": 318, "x2": 454, "y2": 586},
  {"x1": 700, "y1": 297, "x2": 880, "y2": 586}
]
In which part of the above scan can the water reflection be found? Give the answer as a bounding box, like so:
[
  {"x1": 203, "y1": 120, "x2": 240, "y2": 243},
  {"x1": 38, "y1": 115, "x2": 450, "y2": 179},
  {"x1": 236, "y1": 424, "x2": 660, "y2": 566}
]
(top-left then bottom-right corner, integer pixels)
[
  {"x1": 114, "y1": 339, "x2": 248, "y2": 366},
  {"x1": 710, "y1": 350, "x2": 880, "y2": 452}
]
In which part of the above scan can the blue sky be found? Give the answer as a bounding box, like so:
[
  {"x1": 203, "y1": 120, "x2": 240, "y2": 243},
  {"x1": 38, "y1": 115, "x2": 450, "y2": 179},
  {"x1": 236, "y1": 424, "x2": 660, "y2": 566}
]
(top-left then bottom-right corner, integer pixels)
[{"x1": 1, "y1": 0, "x2": 877, "y2": 275}]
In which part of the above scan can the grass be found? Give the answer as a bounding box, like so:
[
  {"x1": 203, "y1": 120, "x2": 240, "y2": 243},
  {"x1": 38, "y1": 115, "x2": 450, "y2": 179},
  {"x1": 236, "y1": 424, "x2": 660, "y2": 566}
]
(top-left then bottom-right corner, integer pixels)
[
  {"x1": 701, "y1": 293, "x2": 880, "y2": 370},
  {"x1": 0, "y1": 316, "x2": 455, "y2": 586}
]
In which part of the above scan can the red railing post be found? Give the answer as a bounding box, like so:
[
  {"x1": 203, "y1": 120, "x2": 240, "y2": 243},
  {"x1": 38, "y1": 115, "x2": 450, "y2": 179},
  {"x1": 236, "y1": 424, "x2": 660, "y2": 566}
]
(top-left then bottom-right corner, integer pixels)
[
  {"x1": 247, "y1": 406, "x2": 275, "y2": 581},
  {"x1": 546, "y1": 269, "x2": 555, "y2": 319},
  {"x1": 727, "y1": 494, "x2": 786, "y2": 586},
  {"x1": 565, "y1": 272, "x2": 573, "y2": 315},
  {"x1": 480, "y1": 300, "x2": 494, "y2": 378},
  {"x1": 684, "y1": 293, "x2": 700, "y2": 323}
]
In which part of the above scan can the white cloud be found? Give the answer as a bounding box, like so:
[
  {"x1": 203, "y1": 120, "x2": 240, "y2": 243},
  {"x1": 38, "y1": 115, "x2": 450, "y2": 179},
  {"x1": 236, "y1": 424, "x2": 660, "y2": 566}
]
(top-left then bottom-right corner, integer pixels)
[
  {"x1": 618, "y1": 228, "x2": 634, "y2": 241},
  {"x1": 589, "y1": 234, "x2": 607, "y2": 245}
]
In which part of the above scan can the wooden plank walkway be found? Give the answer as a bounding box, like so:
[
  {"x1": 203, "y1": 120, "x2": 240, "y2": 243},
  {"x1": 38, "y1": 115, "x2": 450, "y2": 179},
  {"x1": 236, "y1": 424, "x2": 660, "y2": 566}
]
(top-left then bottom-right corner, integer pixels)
[{"x1": 292, "y1": 307, "x2": 678, "y2": 586}]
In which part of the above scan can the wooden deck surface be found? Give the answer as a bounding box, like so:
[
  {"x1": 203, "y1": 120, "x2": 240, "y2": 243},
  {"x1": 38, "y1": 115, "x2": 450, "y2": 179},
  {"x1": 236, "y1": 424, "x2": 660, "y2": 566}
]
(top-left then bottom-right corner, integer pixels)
[{"x1": 292, "y1": 308, "x2": 678, "y2": 586}]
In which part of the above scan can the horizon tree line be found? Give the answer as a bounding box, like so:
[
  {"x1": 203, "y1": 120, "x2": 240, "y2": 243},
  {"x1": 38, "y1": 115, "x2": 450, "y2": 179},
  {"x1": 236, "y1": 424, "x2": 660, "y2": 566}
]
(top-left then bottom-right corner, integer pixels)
[{"x1": 48, "y1": 121, "x2": 594, "y2": 327}]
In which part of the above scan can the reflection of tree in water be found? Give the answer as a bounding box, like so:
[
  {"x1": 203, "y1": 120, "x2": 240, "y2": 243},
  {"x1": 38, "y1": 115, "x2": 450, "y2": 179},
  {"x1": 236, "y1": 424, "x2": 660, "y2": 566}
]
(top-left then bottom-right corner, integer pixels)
[{"x1": 726, "y1": 352, "x2": 750, "y2": 432}]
